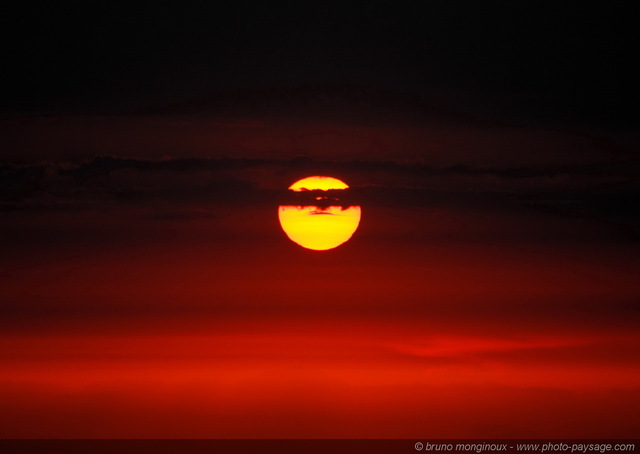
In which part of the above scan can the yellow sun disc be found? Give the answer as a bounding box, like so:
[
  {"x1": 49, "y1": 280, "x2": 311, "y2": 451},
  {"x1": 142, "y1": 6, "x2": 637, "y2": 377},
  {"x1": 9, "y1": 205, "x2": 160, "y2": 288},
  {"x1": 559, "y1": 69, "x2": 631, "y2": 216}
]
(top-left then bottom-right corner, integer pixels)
[
  {"x1": 278, "y1": 176, "x2": 361, "y2": 251},
  {"x1": 288, "y1": 176, "x2": 349, "y2": 192},
  {"x1": 278, "y1": 206, "x2": 361, "y2": 251}
]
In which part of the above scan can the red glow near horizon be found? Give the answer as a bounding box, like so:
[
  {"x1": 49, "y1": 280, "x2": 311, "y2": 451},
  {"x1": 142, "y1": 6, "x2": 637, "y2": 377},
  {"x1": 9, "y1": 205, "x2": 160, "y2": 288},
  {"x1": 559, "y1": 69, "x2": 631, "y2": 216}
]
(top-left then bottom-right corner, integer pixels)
[{"x1": 0, "y1": 203, "x2": 638, "y2": 438}]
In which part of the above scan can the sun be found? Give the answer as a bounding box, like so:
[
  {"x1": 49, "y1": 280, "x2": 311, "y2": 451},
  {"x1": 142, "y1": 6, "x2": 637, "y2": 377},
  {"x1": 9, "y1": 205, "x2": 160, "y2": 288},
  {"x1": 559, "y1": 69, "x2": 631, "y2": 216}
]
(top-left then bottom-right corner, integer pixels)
[
  {"x1": 288, "y1": 176, "x2": 349, "y2": 192},
  {"x1": 278, "y1": 176, "x2": 361, "y2": 251}
]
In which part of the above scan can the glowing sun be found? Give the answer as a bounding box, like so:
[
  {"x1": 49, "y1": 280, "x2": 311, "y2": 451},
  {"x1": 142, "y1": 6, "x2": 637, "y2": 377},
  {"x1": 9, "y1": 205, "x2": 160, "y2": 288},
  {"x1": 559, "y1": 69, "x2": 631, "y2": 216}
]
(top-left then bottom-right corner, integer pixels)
[{"x1": 278, "y1": 176, "x2": 361, "y2": 251}]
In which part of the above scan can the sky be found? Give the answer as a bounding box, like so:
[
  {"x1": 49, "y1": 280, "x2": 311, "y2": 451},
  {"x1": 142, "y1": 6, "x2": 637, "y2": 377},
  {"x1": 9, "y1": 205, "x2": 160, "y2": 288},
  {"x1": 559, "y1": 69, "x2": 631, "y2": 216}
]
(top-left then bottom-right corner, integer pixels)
[{"x1": 0, "y1": 1, "x2": 639, "y2": 440}]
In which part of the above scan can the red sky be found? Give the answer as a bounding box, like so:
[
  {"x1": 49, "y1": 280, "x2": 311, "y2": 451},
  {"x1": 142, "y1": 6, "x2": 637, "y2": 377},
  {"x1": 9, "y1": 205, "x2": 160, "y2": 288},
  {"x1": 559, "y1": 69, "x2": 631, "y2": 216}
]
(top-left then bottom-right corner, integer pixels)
[{"x1": 1, "y1": 198, "x2": 638, "y2": 438}]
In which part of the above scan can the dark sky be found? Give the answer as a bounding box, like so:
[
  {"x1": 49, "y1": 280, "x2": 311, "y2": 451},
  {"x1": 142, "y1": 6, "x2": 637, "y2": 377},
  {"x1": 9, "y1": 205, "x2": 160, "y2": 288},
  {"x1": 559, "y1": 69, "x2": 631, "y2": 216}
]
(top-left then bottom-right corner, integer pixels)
[
  {"x1": 2, "y1": 2, "x2": 638, "y2": 129},
  {"x1": 1, "y1": 2, "x2": 638, "y2": 226}
]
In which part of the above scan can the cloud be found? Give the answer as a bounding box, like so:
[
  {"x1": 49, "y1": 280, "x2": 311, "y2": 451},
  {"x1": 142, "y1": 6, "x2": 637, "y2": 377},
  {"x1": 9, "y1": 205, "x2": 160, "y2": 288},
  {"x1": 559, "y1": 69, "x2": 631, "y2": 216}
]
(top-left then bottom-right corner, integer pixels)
[
  {"x1": 387, "y1": 334, "x2": 640, "y2": 366},
  {"x1": 2, "y1": 156, "x2": 637, "y2": 235}
]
